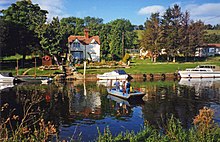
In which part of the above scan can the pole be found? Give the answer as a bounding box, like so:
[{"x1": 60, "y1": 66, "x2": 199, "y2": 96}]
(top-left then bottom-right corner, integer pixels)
[
  {"x1": 83, "y1": 61, "x2": 86, "y2": 79},
  {"x1": 16, "y1": 58, "x2": 18, "y2": 76},
  {"x1": 34, "y1": 56, "x2": 36, "y2": 78},
  {"x1": 122, "y1": 31, "x2": 125, "y2": 58}
]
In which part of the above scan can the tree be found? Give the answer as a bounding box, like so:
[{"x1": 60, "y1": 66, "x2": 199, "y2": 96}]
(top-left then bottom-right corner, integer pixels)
[
  {"x1": 188, "y1": 20, "x2": 206, "y2": 58},
  {"x1": 84, "y1": 16, "x2": 103, "y2": 35},
  {"x1": 108, "y1": 19, "x2": 136, "y2": 60},
  {"x1": 179, "y1": 11, "x2": 191, "y2": 61},
  {"x1": 1, "y1": 0, "x2": 48, "y2": 61},
  {"x1": 141, "y1": 13, "x2": 161, "y2": 62},
  {"x1": 60, "y1": 17, "x2": 84, "y2": 35},
  {"x1": 161, "y1": 4, "x2": 182, "y2": 62},
  {"x1": 37, "y1": 17, "x2": 67, "y2": 65}
]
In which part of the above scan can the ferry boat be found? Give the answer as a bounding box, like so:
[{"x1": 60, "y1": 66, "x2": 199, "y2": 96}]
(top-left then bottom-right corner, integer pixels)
[{"x1": 178, "y1": 65, "x2": 220, "y2": 78}]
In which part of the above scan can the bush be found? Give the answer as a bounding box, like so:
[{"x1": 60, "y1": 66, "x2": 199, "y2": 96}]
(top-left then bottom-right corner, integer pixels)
[{"x1": 122, "y1": 53, "x2": 131, "y2": 64}]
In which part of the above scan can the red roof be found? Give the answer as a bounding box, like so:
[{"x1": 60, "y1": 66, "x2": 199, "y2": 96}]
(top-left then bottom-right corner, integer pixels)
[
  {"x1": 68, "y1": 35, "x2": 100, "y2": 45},
  {"x1": 207, "y1": 43, "x2": 220, "y2": 48}
]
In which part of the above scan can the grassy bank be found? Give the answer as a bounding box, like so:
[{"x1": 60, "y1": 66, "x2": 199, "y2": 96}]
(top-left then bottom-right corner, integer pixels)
[
  {"x1": 78, "y1": 56, "x2": 220, "y2": 74},
  {"x1": 1, "y1": 56, "x2": 220, "y2": 76}
]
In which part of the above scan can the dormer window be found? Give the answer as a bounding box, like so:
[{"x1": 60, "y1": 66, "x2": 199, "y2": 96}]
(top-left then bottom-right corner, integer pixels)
[{"x1": 73, "y1": 40, "x2": 80, "y2": 48}]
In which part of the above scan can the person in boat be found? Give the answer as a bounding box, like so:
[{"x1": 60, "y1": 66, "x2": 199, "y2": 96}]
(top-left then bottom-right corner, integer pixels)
[
  {"x1": 126, "y1": 80, "x2": 131, "y2": 94},
  {"x1": 114, "y1": 79, "x2": 120, "y2": 91}
]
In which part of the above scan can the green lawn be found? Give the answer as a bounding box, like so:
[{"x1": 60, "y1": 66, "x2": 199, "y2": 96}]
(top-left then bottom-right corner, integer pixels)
[
  {"x1": 205, "y1": 30, "x2": 220, "y2": 35},
  {"x1": 78, "y1": 57, "x2": 220, "y2": 74}
]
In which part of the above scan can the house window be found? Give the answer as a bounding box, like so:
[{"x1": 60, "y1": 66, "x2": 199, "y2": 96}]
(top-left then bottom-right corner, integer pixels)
[{"x1": 73, "y1": 42, "x2": 80, "y2": 48}]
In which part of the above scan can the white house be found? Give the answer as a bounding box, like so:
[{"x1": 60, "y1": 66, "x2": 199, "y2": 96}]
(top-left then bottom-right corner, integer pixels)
[
  {"x1": 195, "y1": 44, "x2": 220, "y2": 57},
  {"x1": 68, "y1": 29, "x2": 100, "y2": 62}
]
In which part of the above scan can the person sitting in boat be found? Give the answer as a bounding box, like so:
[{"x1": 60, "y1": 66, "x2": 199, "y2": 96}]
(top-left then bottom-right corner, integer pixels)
[
  {"x1": 126, "y1": 80, "x2": 131, "y2": 94},
  {"x1": 114, "y1": 79, "x2": 120, "y2": 91}
]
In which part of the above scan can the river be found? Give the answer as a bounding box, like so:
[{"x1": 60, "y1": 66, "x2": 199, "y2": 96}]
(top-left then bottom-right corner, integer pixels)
[{"x1": 1, "y1": 78, "x2": 220, "y2": 141}]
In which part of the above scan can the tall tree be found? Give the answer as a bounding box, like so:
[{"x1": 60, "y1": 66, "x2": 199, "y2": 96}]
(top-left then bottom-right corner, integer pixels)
[
  {"x1": 141, "y1": 13, "x2": 161, "y2": 62},
  {"x1": 1, "y1": 0, "x2": 48, "y2": 60},
  {"x1": 161, "y1": 4, "x2": 182, "y2": 62},
  {"x1": 37, "y1": 17, "x2": 67, "y2": 65},
  {"x1": 60, "y1": 17, "x2": 84, "y2": 35},
  {"x1": 179, "y1": 11, "x2": 190, "y2": 61},
  {"x1": 108, "y1": 19, "x2": 136, "y2": 60},
  {"x1": 188, "y1": 20, "x2": 206, "y2": 58},
  {"x1": 84, "y1": 16, "x2": 103, "y2": 35}
]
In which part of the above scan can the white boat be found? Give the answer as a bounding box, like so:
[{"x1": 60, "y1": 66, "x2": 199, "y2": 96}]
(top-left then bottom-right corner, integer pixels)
[
  {"x1": 41, "y1": 78, "x2": 53, "y2": 84},
  {"x1": 97, "y1": 70, "x2": 129, "y2": 80},
  {"x1": 0, "y1": 73, "x2": 14, "y2": 83},
  {"x1": 178, "y1": 65, "x2": 220, "y2": 78},
  {"x1": 107, "y1": 88, "x2": 145, "y2": 100},
  {"x1": 0, "y1": 82, "x2": 14, "y2": 91}
]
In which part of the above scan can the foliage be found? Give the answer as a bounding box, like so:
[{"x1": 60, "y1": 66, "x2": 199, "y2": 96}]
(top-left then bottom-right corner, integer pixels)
[
  {"x1": 1, "y1": 0, "x2": 48, "y2": 59},
  {"x1": 1, "y1": 95, "x2": 57, "y2": 141},
  {"x1": 141, "y1": 13, "x2": 161, "y2": 62},
  {"x1": 97, "y1": 107, "x2": 220, "y2": 142},
  {"x1": 122, "y1": 53, "x2": 131, "y2": 63},
  {"x1": 36, "y1": 17, "x2": 68, "y2": 65},
  {"x1": 141, "y1": 4, "x2": 206, "y2": 62}
]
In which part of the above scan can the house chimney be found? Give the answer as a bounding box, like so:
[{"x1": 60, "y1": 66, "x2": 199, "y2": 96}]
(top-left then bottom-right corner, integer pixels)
[{"x1": 84, "y1": 29, "x2": 89, "y2": 38}]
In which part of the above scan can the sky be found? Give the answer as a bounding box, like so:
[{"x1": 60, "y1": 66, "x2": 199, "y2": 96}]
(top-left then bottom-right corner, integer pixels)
[{"x1": 0, "y1": 0, "x2": 220, "y2": 25}]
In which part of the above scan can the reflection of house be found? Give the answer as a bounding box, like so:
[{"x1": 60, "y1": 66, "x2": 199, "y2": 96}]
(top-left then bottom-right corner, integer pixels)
[
  {"x1": 195, "y1": 44, "x2": 220, "y2": 57},
  {"x1": 68, "y1": 29, "x2": 100, "y2": 62}
]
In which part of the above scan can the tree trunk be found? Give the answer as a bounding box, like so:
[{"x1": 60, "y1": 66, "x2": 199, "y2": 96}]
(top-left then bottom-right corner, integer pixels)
[{"x1": 22, "y1": 54, "x2": 26, "y2": 68}]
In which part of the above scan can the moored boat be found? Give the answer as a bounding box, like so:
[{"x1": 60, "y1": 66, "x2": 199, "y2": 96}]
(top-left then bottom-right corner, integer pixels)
[
  {"x1": 0, "y1": 73, "x2": 14, "y2": 83},
  {"x1": 97, "y1": 70, "x2": 129, "y2": 80},
  {"x1": 107, "y1": 88, "x2": 145, "y2": 100},
  {"x1": 178, "y1": 65, "x2": 220, "y2": 78}
]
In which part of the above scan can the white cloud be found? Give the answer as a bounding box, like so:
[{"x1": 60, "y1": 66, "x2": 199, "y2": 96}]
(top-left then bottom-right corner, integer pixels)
[
  {"x1": 138, "y1": 5, "x2": 165, "y2": 15},
  {"x1": 32, "y1": 0, "x2": 67, "y2": 21},
  {"x1": 0, "y1": 0, "x2": 16, "y2": 10},
  {"x1": 138, "y1": 3, "x2": 220, "y2": 25},
  {"x1": 184, "y1": 3, "x2": 220, "y2": 25},
  {"x1": 0, "y1": 0, "x2": 67, "y2": 20}
]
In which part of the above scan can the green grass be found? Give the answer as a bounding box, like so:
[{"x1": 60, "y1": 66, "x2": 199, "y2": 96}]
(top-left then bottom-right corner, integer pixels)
[
  {"x1": 2, "y1": 54, "x2": 34, "y2": 60},
  {"x1": 205, "y1": 30, "x2": 220, "y2": 35},
  {"x1": 80, "y1": 57, "x2": 220, "y2": 74}
]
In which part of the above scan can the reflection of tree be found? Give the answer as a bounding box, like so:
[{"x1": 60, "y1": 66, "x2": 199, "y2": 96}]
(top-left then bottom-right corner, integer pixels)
[{"x1": 141, "y1": 82, "x2": 209, "y2": 129}]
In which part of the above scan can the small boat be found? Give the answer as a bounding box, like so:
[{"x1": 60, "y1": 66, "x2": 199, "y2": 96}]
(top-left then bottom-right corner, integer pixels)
[
  {"x1": 0, "y1": 82, "x2": 14, "y2": 91},
  {"x1": 41, "y1": 78, "x2": 53, "y2": 84},
  {"x1": 97, "y1": 70, "x2": 129, "y2": 80},
  {"x1": 0, "y1": 73, "x2": 14, "y2": 83},
  {"x1": 178, "y1": 65, "x2": 220, "y2": 78},
  {"x1": 107, "y1": 88, "x2": 145, "y2": 100}
]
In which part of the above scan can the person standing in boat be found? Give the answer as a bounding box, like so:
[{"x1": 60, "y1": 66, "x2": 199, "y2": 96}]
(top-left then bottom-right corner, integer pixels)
[{"x1": 126, "y1": 80, "x2": 131, "y2": 94}]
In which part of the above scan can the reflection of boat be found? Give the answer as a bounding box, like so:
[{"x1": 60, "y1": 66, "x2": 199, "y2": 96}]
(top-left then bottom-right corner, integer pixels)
[
  {"x1": 107, "y1": 95, "x2": 144, "y2": 106},
  {"x1": 0, "y1": 82, "x2": 14, "y2": 91},
  {"x1": 107, "y1": 88, "x2": 145, "y2": 100},
  {"x1": 97, "y1": 70, "x2": 129, "y2": 80},
  {"x1": 178, "y1": 78, "x2": 220, "y2": 87},
  {"x1": 178, "y1": 65, "x2": 220, "y2": 78},
  {"x1": 0, "y1": 73, "x2": 14, "y2": 83},
  {"x1": 19, "y1": 76, "x2": 52, "y2": 83}
]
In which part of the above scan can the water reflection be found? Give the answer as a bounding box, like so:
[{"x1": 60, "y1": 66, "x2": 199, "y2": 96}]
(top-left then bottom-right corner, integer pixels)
[{"x1": 1, "y1": 79, "x2": 220, "y2": 141}]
